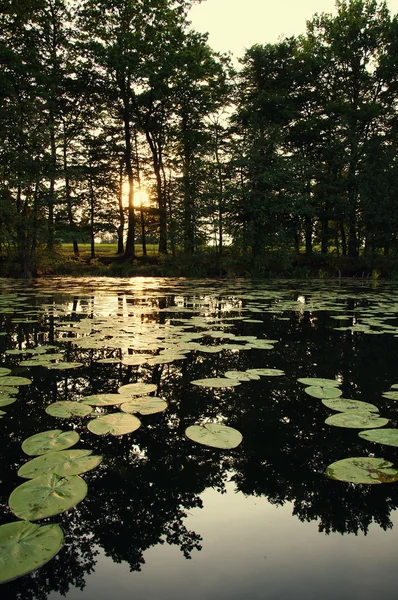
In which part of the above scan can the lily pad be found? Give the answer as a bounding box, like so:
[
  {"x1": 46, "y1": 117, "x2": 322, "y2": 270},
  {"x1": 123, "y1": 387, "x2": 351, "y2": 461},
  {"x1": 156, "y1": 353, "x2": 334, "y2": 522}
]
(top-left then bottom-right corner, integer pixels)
[
  {"x1": 246, "y1": 368, "x2": 285, "y2": 377},
  {"x1": 22, "y1": 429, "x2": 80, "y2": 455},
  {"x1": 45, "y1": 402, "x2": 93, "y2": 418},
  {"x1": 298, "y1": 377, "x2": 340, "y2": 387},
  {"x1": 0, "y1": 368, "x2": 11, "y2": 377},
  {"x1": 322, "y1": 398, "x2": 379, "y2": 413},
  {"x1": 304, "y1": 386, "x2": 342, "y2": 399},
  {"x1": 325, "y1": 412, "x2": 389, "y2": 429},
  {"x1": 0, "y1": 387, "x2": 18, "y2": 396},
  {"x1": 18, "y1": 449, "x2": 102, "y2": 479},
  {"x1": 382, "y1": 391, "x2": 398, "y2": 400},
  {"x1": 0, "y1": 396, "x2": 17, "y2": 407},
  {"x1": 325, "y1": 457, "x2": 398, "y2": 484},
  {"x1": 9, "y1": 473, "x2": 88, "y2": 520},
  {"x1": 0, "y1": 521, "x2": 64, "y2": 583},
  {"x1": 185, "y1": 423, "x2": 243, "y2": 449},
  {"x1": 224, "y1": 370, "x2": 258, "y2": 381},
  {"x1": 81, "y1": 394, "x2": 125, "y2": 407},
  {"x1": 87, "y1": 412, "x2": 141, "y2": 436},
  {"x1": 359, "y1": 429, "x2": 398, "y2": 447},
  {"x1": 46, "y1": 362, "x2": 83, "y2": 370},
  {"x1": 191, "y1": 378, "x2": 241, "y2": 388},
  {"x1": 117, "y1": 383, "x2": 157, "y2": 396},
  {"x1": 121, "y1": 397, "x2": 168, "y2": 415},
  {"x1": 0, "y1": 376, "x2": 31, "y2": 386}
]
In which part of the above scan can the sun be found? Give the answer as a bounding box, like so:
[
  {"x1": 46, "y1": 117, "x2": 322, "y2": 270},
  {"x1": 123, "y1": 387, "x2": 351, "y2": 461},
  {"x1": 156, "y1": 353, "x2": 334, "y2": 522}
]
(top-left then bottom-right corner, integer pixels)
[{"x1": 122, "y1": 181, "x2": 150, "y2": 208}]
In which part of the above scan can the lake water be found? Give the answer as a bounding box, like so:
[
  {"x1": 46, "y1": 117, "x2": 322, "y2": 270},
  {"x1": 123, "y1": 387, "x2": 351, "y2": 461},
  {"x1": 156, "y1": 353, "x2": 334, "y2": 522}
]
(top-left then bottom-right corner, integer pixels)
[{"x1": 1, "y1": 276, "x2": 398, "y2": 599}]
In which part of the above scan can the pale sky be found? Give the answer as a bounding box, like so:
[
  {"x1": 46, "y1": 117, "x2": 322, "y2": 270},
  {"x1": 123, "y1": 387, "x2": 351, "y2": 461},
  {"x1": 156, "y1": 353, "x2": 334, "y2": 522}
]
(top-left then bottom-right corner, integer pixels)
[{"x1": 189, "y1": 0, "x2": 398, "y2": 59}]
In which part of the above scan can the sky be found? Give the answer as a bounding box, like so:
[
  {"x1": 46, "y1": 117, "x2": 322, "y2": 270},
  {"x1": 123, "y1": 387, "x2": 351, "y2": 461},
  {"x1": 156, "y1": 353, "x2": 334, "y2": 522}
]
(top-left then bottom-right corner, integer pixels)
[{"x1": 189, "y1": 0, "x2": 398, "y2": 60}]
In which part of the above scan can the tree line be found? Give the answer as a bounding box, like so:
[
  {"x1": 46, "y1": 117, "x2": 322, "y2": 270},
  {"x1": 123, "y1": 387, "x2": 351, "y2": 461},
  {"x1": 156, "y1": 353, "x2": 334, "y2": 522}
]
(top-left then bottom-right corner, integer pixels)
[{"x1": 1, "y1": 0, "x2": 398, "y2": 276}]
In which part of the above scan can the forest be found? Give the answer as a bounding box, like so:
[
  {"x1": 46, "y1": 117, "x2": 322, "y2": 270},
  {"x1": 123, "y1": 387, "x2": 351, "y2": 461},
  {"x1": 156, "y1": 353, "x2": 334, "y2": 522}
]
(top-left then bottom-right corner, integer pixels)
[{"x1": 1, "y1": 0, "x2": 398, "y2": 278}]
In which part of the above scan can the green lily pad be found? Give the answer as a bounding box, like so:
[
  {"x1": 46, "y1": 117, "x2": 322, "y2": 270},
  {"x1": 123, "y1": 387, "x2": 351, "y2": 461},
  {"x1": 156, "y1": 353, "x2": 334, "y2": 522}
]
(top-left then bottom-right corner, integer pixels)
[
  {"x1": 0, "y1": 376, "x2": 31, "y2": 386},
  {"x1": 121, "y1": 397, "x2": 168, "y2": 415},
  {"x1": 382, "y1": 391, "x2": 398, "y2": 400},
  {"x1": 0, "y1": 368, "x2": 11, "y2": 377},
  {"x1": 191, "y1": 378, "x2": 241, "y2": 388},
  {"x1": 45, "y1": 402, "x2": 93, "y2": 418},
  {"x1": 298, "y1": 377, "x2": 340, "y2": 387},
  {"x1": 9, "y1": 473, "x2": 88, "y2": 520},
  {"x1": 325, "y1": 457, "x2": 398, "y2": 484},
  {"x1": 185, "y1": 423, "x2": 243, "y2": 449},
  {"x1": 304, "y1": 386, "x2": 342, "y2": 399},
  {"x1": 0, "y1": 396, "x2": 17, "y2": 407},
  {"x1": 22, "y1": 429, "x2": 80, "y2": 455},
  {"x1": 46, "y1": 362, "x2": 83, "y2": 370},
  {"x1": 358, "y1": 428, "x2": 398, "y2": 447},
  {"x1": 0, "y1": 521, "x2": 64, "y2": 583},
  {"x1": 117, "y1": 383, "x2": 157, "y2": 396},
  {"x1": 246, "y1": 368, "x2": 285, "y2": 377},
  {"x1": 87, "y1": 412, "x2": 141, "y2": 436},
  {"x1": 81, "y1": 394, "x2": 125, "y2": 406},
  {"x1": 18, "y1": 449, "x2": 102, "y2": 479},
  {"x1": 322, "y1": 398, "x2": 379, "y2": 413},
  {"x1": 325, "y1": 412, "x2": 389, "y2": 429},
  {"x1": 0, "y1": 387, "x2": 18, "y2": 396},
  {"x1": 224, "y1": 370, "x2": 258, "y2": 381}
]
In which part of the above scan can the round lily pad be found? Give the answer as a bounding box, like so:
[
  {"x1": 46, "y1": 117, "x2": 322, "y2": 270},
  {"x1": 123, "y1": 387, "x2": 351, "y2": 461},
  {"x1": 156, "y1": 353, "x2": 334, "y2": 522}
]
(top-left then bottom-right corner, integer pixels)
[
  {"x1": 246, "y1": 368, "x2": 285, "y2": 377},
  {"x1": 0, "y1": 368, "x2": 11, "y2": 377},
  {"x1": 382, "y1": 391, "x2": 398, "y2": 400},
  {"x1": 325, "y1": 457, "x2": 398, "y2": 484},
  {"x1": 305, "y1": 386, "x2": 342, "y2": 399},
  {"x1": 81, "y1": 394, "x2": 125, "y2": 406},
  {"x1": 9, "y1": 473, "x2": 88, "y2": 520},
  {"x1": 191, "y1": 378, "x2": 241, "y2": 388},
  {"x1": 0, "y1": 521, "x2": 64, "y2": 583},
  {"x1": 325, "y1": 412, "x2": 389, "y2": 429},
  {"x1": 117, "y1": 383, "x2": 157, "y2": 396},
  {"x1": 45, "y1": 402, "x2": 93, "y2": 418},
  {"x1": 18, "y1": 449, "x2": 102, "y2": 479},
  {"x1": 185, "y1": 423, "x2": 243, "y2": 449},
  {"x1": 359, "y1": 429, "x2": 398, "y2": 447},
  {"x1": 0, "y1": 376, "x2": 31, "y2": 386},
  {"x1": 0, "y1": 396, "x2": 17, "y2": 407},
  {"x1": 121, "y1": 398, "x2": 168, "y2": 415},
  {"x1": 224, "y1": 370, "x2": 258, "y2": 381},
  {"x1": 22, "y1": 429, "x2": 80, "y2": 455},
  {"x1": 87, "y1": 412, "x2": 141, "y2": 436},
  {"x1": 298, "y1": 377, "x2": 340, "y2": 387},
  {"x1": 0, "y1": 387, "x2": 18, "y2": 396},
  {"x1": 46, "y1": 362, "x2": 83, "y2": 370},
  {"x1": 322, "y1": 398, "x2": 379, "y2": 413}
]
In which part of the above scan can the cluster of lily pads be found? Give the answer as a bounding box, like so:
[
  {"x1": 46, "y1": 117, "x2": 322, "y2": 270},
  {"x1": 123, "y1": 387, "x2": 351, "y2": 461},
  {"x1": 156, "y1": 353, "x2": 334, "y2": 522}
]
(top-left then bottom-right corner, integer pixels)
[{"x1": 297, "y1": 377, "x2": 398, "y2": 484}]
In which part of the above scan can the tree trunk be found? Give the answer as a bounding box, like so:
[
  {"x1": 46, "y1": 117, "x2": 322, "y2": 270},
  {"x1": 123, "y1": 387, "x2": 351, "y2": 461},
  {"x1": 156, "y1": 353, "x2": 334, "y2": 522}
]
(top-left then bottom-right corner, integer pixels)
[{"x1": 117, "y1": 162, "x2": 124, "y2": 254}]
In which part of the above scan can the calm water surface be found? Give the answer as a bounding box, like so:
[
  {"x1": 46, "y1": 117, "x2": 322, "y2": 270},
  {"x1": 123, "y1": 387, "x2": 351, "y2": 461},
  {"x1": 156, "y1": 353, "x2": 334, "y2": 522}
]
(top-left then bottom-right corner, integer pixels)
[{"x1": 1, "y1": 277, "x2": 398, "y2": 600}]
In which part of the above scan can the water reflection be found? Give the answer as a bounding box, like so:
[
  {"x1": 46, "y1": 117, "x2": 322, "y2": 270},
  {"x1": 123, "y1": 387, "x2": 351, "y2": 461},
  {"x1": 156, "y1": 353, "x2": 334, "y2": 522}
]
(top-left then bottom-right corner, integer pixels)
[{"x1": 2, "y1": 278, "x2": 398, "y2": 598}]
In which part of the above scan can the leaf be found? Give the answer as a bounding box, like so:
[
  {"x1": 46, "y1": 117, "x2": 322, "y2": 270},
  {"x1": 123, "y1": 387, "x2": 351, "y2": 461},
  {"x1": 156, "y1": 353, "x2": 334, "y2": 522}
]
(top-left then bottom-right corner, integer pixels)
[
  {"x1": 45, "y1": 402, "x2": 93, "y2": 418},
  {"x1": 224, "y1": 370, "x2": 258, "y2": 381},
  {"x1": 121, "y1": 397, "x2": 168, "y2": 415},
  {"x1": 0, "y1": 521, "x2": 64, "y2": 583},
  {"x1": 325, "y1": 412, "x2": 389, "y2": 429},
  {"x1": 382, "y1": 391, "x2": 398, "y2": 400},
  {"x1": 81, "y1": 394, "x2": 125, "y2": 406},
  {"x1": 358, "y1": 428, "x2": 398, "y2": 447},
  {"x1": 185, "y1": 423, "x2": 243, "y2": 449},
  {"x1": 22, "y1": 429, "x2": 80, "y2": 455},
  {"x1": 0, "y1": 368, "x2": 11, "y2": 377},
  {"x1": 304, "y1": 386, "x2": 342, "y2": 399},
  {"x1": 246, "y1": 368, "x2": 285, "y2": 377},
  {"x1": 322, "y1": 398, "x2": 379, "y2": 413},
  {"x1": 298, "y1": 377, "x2": 340, "y2": 387},
  {"x1": 46, "y1": 362, "x2": 83, "y2": 370},
  {"x1": 0, "y1": 376, "x2": 31, "y2": 386},
  {"x1": 87, "y1": 412, "x2": 141, "y2": 436},
  {"x1": 9, "y1": 473, "x2": 88, "y2": 520},
  {"x1": 117, "y1": 383, "x2": 157, "y2": 396},
  {"x1": 190, "y1": 378, "x2": 241, "y2": 388},
  {"x1": 0, "y1": 396, "x2": 17, "y2": 407},
  {"x1": 18, "y1": 449, "x2": 102, "y2": 479},
  {"x1": 325, "y1": 457, "x2": 398, "y2": 484}
]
